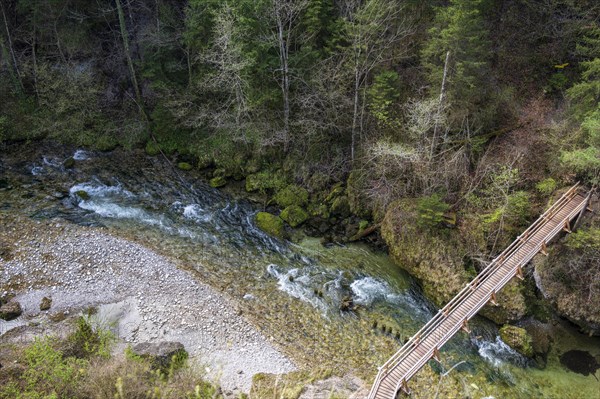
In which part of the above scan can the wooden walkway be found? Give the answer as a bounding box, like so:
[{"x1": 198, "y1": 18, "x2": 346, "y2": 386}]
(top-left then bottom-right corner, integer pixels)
[{"x1": 369, "y1": 183, "x2": 593, "y2": 399}]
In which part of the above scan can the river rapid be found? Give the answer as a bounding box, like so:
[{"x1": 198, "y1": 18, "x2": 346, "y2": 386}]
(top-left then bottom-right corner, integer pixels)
[{"x1": 1, "y1": 141, "x2": 599, "y2": 398}]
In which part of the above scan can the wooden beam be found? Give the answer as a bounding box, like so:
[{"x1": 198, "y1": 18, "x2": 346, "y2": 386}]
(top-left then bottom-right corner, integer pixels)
[
  {"x1": 401, "y1": 378, "x2": 411, "y2": 395},
  {"x1": 540, "y1": 242, "x2": 548, "y2": 256},
  {"x1": 432, "y1": 347, "x2": 441, "y2": 362},
  {"x1": 515, "y1": 265, "x2": 524, "y2": 280},
  {"x1": 490, "y1": 291, "x2": 499, "y2": 306},
  {"x1": 462, "y1": 319, "x2": 471, "y2": 333},
  {"x1": 563, "y1": 220, "x2": 572, "y2": 233}
]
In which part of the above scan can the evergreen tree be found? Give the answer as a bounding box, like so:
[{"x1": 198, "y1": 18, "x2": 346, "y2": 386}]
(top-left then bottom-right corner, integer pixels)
[{"x1": 421, "y1": 0, "x2": 492, "y2": 129}]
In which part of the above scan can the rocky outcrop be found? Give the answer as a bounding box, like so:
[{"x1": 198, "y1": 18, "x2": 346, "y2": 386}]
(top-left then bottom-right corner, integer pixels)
[
  {"x1": 40, "y1": 297, "x2": 52, "y2": 311},
  {"x1": 381, "y1": 198, "x2": 528, "y2": 323},
  {"x1": 499, "y1": 325, "x2": 534, "y2": 357}
]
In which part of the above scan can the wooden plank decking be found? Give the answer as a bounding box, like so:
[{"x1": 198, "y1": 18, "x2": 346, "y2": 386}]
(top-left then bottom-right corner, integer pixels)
[{"x1": 368, "y1": 183, "x2": 593, "y2": 399}]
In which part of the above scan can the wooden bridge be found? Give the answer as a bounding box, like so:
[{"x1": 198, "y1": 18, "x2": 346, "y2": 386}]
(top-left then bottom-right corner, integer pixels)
[{"x1": 369, "y1": 183, "x2": 593, "y2": 399}]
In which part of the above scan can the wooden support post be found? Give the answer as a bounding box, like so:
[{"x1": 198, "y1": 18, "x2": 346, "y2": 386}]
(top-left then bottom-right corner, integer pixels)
[
  {"x1": 490, "y1": 291, "x2": 499, "y2": 306},
  {"x1": 467, "y1": 282, "x2": 475, "y2": 291},
  {"x1": 540, "y1": 242, "x2": 548, "y2": 256},
  {"x1": 563, "y1": 220, "x2": 572, "y2": 233},
  {"x1": 401, "y1": 378, "x2": 411, "y2": 395},
  {"x1": 442, "y1": 308, "x2": 449, "y2": 317},
  {"x1": 516, "y1": 265, "x2": 524, "y2": 281},
  {"x1": 462, "y1": 318, "x2": 471, "y2": 333},
  {"x1": 432, "y1": 347, "x2": 441, "y2": 362}
]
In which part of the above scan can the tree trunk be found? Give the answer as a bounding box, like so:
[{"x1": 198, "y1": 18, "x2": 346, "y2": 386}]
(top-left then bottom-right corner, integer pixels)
[
  {"x1": 115, "y1": 0, "x2": 143, "y2": 113},
  {"x1": 0, "y1": 1, "x2": 23, "y2": 92},
  {"x1": 275, "y1": 9, "x2": 290, "y2": 152},
  {"x1": 430, "y1": 50, "x2": 450, "y2": 159}
]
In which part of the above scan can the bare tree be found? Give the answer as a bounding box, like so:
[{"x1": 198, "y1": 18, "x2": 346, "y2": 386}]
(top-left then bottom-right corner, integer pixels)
[{"x1": 270, "y1": 0, "x2": 308, "y2": 152}]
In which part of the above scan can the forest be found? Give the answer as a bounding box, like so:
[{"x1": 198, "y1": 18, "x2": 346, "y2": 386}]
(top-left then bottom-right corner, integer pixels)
[{"x1": 1, "y1": 0, "x2": 600, "y2": 397}]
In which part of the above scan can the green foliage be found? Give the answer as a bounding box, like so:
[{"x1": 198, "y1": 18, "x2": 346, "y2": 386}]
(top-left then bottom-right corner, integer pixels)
[
  {"x1": 535, "y1": 178, "x2": 558, "y2": 195},
  {"x1": 416, "y1": 194, "x2": 450, "y2": 229},
  {"x1": 422, "y1": 0, "x2": 493, "y2": 127},
  {"x1": 546, "y1": 71, "x2": 569, "y2": 93},
  {"x1": 367, "y1": 70, "x2": 401, "y2": 128},
  {"x1": 565, "y1": 227, "x2": 600, "y2": 250},
  {"x1": 63, "y1": 316, "x2": 114, "y2": 359},
  {"x1": 0, "y1": 337, "x2": 86, "y2": 399}
]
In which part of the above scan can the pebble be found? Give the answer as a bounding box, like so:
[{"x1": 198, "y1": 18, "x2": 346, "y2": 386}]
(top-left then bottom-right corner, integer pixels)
[{"x1": 0, "y1": 217, "x2": 296, "y2": 392}]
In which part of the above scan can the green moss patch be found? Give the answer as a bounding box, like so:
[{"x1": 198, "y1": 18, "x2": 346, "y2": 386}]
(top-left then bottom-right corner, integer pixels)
[
  {"x1": 255, "y1": 212, "x2": 286, "y2": 238},
  {"x1": 274, "y1": 185, "x2": 309, "y2": 208},
  {"x1": 499, "y1": 325, "x2": 534, "y2": 357},
  {"x1": 280, "y1": 205, "x2": 309, "y2": 227}
]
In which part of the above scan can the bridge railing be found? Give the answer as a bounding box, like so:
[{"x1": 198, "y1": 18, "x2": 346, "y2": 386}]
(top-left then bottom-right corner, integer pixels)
[{"x1": 369, "y1": 183, "x2": 582, "y2": 398}]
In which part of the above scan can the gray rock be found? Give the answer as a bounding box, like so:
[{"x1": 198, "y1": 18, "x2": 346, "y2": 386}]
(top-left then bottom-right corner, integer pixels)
[
  {"x1": 131, "y1": 341, "x2": 187, "y2": 369},
  {"x1": 40, "y1": 296, "x2": 52, "y2": 311},
  {"x1": 0, "y1": 301, "x2": 23, "y2": 321}
]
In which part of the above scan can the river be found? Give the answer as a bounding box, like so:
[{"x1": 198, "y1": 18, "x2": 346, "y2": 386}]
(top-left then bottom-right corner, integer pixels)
[{"x1": 1, "y1": 141, "x2": 599, "y2": 398}]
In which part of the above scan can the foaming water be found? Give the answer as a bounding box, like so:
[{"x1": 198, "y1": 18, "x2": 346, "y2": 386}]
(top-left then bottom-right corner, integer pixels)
[
  {"x1": 474, "y1": 336, "x2": 526, "y2": 368},
  {"x1": 4, "y1": 144, "x2": 600, "y2": 399}
]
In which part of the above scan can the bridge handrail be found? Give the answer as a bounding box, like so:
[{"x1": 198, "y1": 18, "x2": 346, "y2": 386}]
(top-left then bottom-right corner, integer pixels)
[
  {"x1": 368, "y1": 183, "x2": 581, "y2": 397},
  {"x1": 390, "y1": 187, "x2": 588, "y2": 386}
]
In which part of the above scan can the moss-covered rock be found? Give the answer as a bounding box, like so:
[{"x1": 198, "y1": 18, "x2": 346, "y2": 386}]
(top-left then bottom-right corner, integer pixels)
[
  {"x1": 347, "y1": 170, "x2": 372, "y2": 218},
  {"x1": 499, "y1": 325, "x2": 534, "y2": 357},
  {"x1": 177, "y1": 162, "x2": 193, "y2": 171},
  {"x1": 274, "y1": 185, "x2": 309, "y2": 208},
  {"x1": 330, "y1": 195, "x2": 351, "y2": 218},
  {"x1": 74, "y1": 190, "x2": 90, "y2": 201},
  {"x1": 535, "y1": 228, "x2": 600, "y2": 335},
  {"x1": 280, "y1": 205, "x2": 309, "y2": 227},
  {"x1": 209, "y1": 176, "x2": 227, "y2": 188},
  {"x1": 255, "y1": 212, "x2": 286, "y2": 238},
  {"x1": 381, "y1": 199, "x2": 469, "y2": 306},
  {"x1": 308, "y1": 203, "x2": 330, "y2": 219},
  {"x1": 145, "y1": 141, "x2": 161, "y2": 156},
  {"x1": 245, "y1": 170, "x2": 287, "y2": 193},
  {"x1": 479, "y1": 279, "x2": 528, "y2": 324},
  {"x1": 325, "y1": 183, "x2": 345, "y2": 203}
]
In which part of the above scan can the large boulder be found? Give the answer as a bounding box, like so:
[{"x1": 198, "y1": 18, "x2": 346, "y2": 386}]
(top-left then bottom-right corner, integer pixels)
[
  {"x1": 274, "y1": 185, "x2": 308, "y2": 208},
  {"x1": 131, "y1": 341, "x2": 187, "y2": 370},
  {"x1": 255, "y1": 212, "x2": 286, "y2": 239},
  {"x1": 0, "y1": 301, "x2": 23, "y2": 321},
  {"x1": 280, "y1": 205, "x2": 309, "y2": 228},
  {"x1": 499, "y1": 325, "x2": 534, "y2": 357}
]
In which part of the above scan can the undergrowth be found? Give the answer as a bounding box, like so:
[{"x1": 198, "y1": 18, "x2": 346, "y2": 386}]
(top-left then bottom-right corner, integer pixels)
[{"x1": 0, "y1": 317, "x2": 221, "y2": 399}]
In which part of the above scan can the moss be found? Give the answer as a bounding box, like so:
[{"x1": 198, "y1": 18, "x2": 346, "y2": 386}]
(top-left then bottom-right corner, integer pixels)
[
  {"x1": 325, "y1": 183, "x2": 345, "y2": 203},
  {"x1": 274, "y1": 185, "x2": 309, "y2": 208},
  {"x1": 74, "y1": 190, "x2": 90, "y2": 201},
  {"x1": 499, "y1": 325, "x2": 534, "y2": 357},
  {"x1": 347, "y1": 170, "x2": 372, "y2": 218},
  {"x1": 255, "y1": 212, "x2": 286, "y2": 238},
  {"x1": 280, "y1": 205, "x2": 309, "y2": 227},
  {"x1": 381, "y1": 199, "x2": 469, "y2": 306},
  {"x1": 308, "y1": 203, "x2": 330, "y2": 219},
  {"x1": 177, "y1": 162, "x2": 193, "y2": 171},
  {"x1": 330, "y1": 196, "x2": 351, "y2": 217},
  {"x1": 245, "y1": 170, "x2": 287, "y2": 193},
  {"x1": 480, "y1": 279, "x2": 528, "y2": 324},
  {"x1": 145, "y1": 140, "x2": 160, "y2": 156},
  {"x1": 209, "y1": 176, "x2": 227, "y2": 188}
]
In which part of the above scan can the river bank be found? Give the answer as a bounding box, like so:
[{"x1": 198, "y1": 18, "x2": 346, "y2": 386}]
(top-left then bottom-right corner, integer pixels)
[{"x1": 0, "y1": 214, "x2": 295, "y2": 394}]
